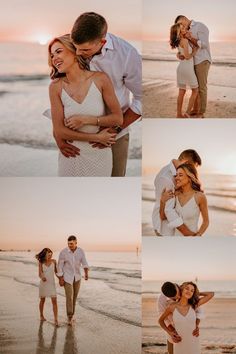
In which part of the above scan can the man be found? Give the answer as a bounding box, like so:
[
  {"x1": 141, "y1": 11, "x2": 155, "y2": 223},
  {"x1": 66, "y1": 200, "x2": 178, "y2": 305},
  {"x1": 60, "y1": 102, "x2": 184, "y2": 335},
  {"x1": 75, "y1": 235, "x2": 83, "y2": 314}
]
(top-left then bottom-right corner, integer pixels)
[
  {"x1": 158, "y1": 282, "x2": 201, "y2": 354},
  {"x1": 152, "y1": 149, "x2": 202, "y2": 236},
  {"x1": 57, "y1": 235, "x2": 89, "y2": 325},
  {"x1": 175, "y1": 15, "x2": 212, "y2": 118},
  {"x1": 57, "y1": 12, "x2": 141, "y2": 177}
]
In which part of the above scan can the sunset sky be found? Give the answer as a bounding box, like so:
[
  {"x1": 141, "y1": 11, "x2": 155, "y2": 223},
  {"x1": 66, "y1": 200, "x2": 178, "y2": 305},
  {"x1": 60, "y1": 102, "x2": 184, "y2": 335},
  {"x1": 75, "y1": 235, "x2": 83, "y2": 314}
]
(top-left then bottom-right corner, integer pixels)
[
  {"x1": 143, "y1": 119, "x2": 236, "y2": 175},
  {"x1": 0, "y1": 0, "x2": 141, "y2": 43},
  {"x1": 143, "y1": 0, "x2": 236, "y2": 41},
  {"x1": 143, "y1": 237, "x2": 236, "y2": 281},
  {"x1": 0, "y1": 178, "x2": 141, "y2": 251}
]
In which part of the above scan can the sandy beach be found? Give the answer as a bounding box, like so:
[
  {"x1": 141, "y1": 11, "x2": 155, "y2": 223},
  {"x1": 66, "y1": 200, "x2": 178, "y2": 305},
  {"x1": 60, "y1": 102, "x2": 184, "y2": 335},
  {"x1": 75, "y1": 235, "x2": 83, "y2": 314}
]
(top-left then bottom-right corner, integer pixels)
[
  {"x1": 0, "y1": 256, "x2": 141, "y2": 354},
  {"x1": 142, "y1": 296, "x2": 236, "y2": 354},
  {"x1": 143, "y1": 60, "x2": 236, "y2": 118}
]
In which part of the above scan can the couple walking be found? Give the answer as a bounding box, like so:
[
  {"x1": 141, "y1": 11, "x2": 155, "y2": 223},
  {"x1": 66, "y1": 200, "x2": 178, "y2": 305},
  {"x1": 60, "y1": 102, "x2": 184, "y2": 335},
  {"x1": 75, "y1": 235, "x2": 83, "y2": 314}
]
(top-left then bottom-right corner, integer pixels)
[
  {"x1": 158, "y1": 281, "x2": 214, "y2": 354},
  {"x1": 36, "y1": 235, "x2": 88, "y2": 326},
  {"x1": 152, "y1": 149, "x2": 209, "y2": 236},
  {"x1": 170, "y1": 15, "x2": 211, "y2": 118},
  {"x1": 47, "y1": 12, "x2": 141, "y2": 177}
]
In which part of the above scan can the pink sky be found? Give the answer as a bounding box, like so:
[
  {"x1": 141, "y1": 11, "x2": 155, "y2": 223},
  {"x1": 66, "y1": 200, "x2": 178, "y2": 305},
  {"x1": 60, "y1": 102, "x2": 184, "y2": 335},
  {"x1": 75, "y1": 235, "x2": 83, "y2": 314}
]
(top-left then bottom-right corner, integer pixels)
[
  {"x1": 0, "y1": 0, "x2": 141, "y2": 43},
  {"x1": 0, "y1": 178, "x2": 141, "y2": 251}
]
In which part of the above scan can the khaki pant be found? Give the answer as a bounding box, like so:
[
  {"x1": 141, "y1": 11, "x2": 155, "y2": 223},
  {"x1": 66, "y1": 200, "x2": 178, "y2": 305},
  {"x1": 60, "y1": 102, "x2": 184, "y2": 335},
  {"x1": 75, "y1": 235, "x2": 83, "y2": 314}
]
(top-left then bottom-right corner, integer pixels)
[
  {"x1": 194, "y1": 60, "x2": 211, "y2": 114},
  {"x1": 111, "y1": 134, "x2": 129, "y2": 177},
  {"x1": 64, "y1": 280, "x2": 81, "y2": 319}
]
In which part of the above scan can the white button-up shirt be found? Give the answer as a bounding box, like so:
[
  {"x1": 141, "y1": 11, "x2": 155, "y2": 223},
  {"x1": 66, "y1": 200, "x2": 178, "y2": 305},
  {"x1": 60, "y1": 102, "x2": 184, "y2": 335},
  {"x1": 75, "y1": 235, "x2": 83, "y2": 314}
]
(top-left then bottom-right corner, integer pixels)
[
  {"x1": 152, "y1": 161, "x2": 183, "y2": 235},
  {"x1": 57, "y1": 247, "x2": 89, "y2": 284},
  {"x1": 89, "y1": 33, "x2": 142, "y2": 138},
  {"x1": 157, "y1": 292, "x2": 204, "y2": 327},
  {"x1": 190, "y1": 20, "x2": 212, "y2": 65}
]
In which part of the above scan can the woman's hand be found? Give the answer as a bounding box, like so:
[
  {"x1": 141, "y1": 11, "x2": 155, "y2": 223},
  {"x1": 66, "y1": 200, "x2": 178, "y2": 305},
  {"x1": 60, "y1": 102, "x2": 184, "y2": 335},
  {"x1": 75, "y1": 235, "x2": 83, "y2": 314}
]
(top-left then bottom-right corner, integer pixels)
[
  {"x1": 192, "y1": 46, "x2": 198, "y2": 55},
  {"x1": 42, "y1": 277, "x2": 47, "y2": 282},
  {"x1": 65, "y1": 115, "x2": 89, "y2": 130},
  {"x1": 96, "y1": 128, "x2": 117, "y2": 146},
  {"x1": 161, "y1": 188, "x2": 174, "y2": 203}
]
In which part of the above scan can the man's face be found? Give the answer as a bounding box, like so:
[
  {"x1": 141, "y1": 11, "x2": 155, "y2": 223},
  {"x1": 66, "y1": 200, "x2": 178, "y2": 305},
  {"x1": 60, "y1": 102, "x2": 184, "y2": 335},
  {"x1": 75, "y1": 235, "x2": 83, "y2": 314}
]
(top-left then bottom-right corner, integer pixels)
[
  {"x1": 177, "y1": 17, "x2": 189, "y2": 29},
  {"x1": 68, "y1": 240, "x2": 77, "y2": 251},
  {"x1": 73, "y1": 38, "x2": 106, "y2": 58},
  {"x1": 171, "y1": 285, "x2": 181, "y2": 301}
]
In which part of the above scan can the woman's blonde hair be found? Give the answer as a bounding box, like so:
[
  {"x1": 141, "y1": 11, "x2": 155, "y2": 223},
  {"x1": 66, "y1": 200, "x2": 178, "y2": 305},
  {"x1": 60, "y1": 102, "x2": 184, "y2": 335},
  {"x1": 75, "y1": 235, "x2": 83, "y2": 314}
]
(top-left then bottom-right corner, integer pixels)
[
  {"x1": 170, "y1": 23, "x2": 181, "y2": 49},
  {"x1": 48, "y1": 34, "x2": 88, "y2": 79},
  {"x1": 177, "y1": 163, "x2": 203, "y2": 192}
]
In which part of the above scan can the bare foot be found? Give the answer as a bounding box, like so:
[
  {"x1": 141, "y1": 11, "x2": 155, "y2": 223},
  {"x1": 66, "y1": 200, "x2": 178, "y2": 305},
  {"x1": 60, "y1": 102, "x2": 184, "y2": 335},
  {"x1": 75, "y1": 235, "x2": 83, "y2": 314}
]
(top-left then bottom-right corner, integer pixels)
[
  {"x1": 67, "y1": 317, "x2": 73, "y2": 326},
  {"x1": 40, "y1": 316, "x2": 46, "y2": 321},
  {"x1": 183, "y1": 112, "x2": 190, "y2": 118},
  {"x1": 196, "y1": 114, "x2": 205, "y2": 118},
  {"x1": 176, "y1": 114, "x2": 185, "y2": 118},
  {"x1": 189, "y1": 110, "x2": 198, "y2": 116}
]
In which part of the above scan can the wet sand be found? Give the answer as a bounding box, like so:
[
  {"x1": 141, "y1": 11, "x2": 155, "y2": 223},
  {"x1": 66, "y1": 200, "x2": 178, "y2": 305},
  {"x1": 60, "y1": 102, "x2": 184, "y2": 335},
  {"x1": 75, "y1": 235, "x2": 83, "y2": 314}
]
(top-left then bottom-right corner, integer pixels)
[{"x1": 0, "y1": 275, "x2": 141, "y2": 354}]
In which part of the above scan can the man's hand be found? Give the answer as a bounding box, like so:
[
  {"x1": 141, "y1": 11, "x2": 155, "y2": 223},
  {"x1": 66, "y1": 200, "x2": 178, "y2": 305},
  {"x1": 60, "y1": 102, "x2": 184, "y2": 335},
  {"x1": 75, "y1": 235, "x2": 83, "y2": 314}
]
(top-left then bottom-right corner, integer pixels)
[
  {"x1": 184, "y1": 31, "x2": 192, "y2": 40},
  {"x1": 192, "y1": 326, "x2": 199, "y2": 337},
  {"x1": 170, "y1": 332, "x2": 182, "y2": 343},
  {"x1": 59, "y1": 277, "x2": 65, "y2": 287},
  {"x1": 167, "y1": 325, "x2": 181, "y2": 343},
  {"x1": 177, "y1": 52, "x2": 185, "y2": 61},
  {"x1": 54, "y1": 134, "x2": 80, "y2": 158},
  {"x1": 90, "y1": 128, "x2": 117, "y2": 149}
]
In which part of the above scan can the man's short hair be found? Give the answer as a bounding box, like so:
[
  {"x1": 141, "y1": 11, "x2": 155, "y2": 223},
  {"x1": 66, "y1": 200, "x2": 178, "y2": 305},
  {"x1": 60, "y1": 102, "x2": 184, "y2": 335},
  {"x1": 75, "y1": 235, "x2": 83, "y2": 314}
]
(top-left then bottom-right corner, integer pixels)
[
  {"x1": 67, "y1": 235, "x2": 77, "y2": 242},
  {"x1": 178, "y1": 149, "x2": 202, "y2": 166},
  {"x1": 161, "y1": 282, "x2": 177, "y2": 297},
  {"x1": 175, "y1": 15, "x2": 186, "y2": 24},
  {"x1": 71, "y1": 12, "x2": 108, "y2": 44}
]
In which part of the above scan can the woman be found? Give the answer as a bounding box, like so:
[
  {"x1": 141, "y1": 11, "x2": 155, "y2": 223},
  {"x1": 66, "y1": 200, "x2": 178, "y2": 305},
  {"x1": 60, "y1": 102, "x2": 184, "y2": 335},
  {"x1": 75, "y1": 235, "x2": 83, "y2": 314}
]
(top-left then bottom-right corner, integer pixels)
[
  {"x1": 159, "y1": 282, "x2": 214, "y2": 354},
  {"x1": 160, "y1": 163, "x2": 209, "y2": 236},
  {"x1": 48, "y1": 34, "x2": 123, "y2": 176},
  {"x1": 36, "y1": 248, "x2": 58, "y2": 326},
  {"x1": 170, "y1": 23, "x2": 199, "y2": 118}
]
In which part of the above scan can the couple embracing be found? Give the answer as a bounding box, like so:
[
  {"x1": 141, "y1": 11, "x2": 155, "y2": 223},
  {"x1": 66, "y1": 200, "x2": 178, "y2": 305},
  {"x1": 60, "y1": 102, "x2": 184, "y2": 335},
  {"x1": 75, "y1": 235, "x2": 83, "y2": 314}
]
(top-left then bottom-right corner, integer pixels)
[
  {"x1": 158, "y1": 281, "x2": 214, "y2": 354},
  {"x1": 170, "y1": 15, "x2": 211, "y2": 118},
  {"x1": 47, "y1": 12, "x2": 141, "y2": 177},
  {"x1": 152, "y1": 149, "x2": 209, "y2": 236}
]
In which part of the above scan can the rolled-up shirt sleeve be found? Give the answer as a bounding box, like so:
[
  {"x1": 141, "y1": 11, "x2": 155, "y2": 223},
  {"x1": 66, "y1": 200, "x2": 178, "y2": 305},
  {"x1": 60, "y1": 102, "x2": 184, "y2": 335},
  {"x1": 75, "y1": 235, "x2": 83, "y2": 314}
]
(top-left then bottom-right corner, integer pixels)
[
  {"x1": 196, "y1": 306, "x2": 205, "y2": 319},
  {"x1": 81, "y1": 250, "x2": 89, "y2": 269},
  {"x1": 124, "y1": 48, "x2": 142, "y2": 115},
  {"x1": 57, "y1": 250, "x2": 65, "y2": 277},
  {"x1": 165, "y1": 197, "x2": 183, "y2": 229},
  {"x1": 196, "y1": 24, "x2": 209, "y2": 49}
]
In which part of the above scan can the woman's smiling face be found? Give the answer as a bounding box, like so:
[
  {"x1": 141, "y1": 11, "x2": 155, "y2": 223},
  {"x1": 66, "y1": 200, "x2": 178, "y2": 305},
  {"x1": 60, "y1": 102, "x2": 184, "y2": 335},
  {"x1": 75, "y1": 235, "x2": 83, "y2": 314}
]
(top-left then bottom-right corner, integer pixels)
[
  {"x1": 50, "y1": 41, "x2": 75, "y2": 73},
  {"x1": 175, "y1": 167, "x2": 189, "y2": 188},
  {"x1": 182, "y1": 283, "x2": 195, "y2": 299}
]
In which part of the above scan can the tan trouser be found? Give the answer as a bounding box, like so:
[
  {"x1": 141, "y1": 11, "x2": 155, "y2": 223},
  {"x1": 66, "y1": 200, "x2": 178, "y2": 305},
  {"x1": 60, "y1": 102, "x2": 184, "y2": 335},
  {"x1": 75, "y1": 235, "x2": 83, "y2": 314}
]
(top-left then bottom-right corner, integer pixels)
[
  {"x1": 194, "y1": 60, "x2": 211, "y2": 114},
  {"x1": 111, "y1": 134, "x2": 129, "y2": 177},
  {"x1": 167, "y1": 340, "x2": 173, "y2": 354},
  {"x1": 64, "y1": 280, "x2": 81, "y2": 318}
]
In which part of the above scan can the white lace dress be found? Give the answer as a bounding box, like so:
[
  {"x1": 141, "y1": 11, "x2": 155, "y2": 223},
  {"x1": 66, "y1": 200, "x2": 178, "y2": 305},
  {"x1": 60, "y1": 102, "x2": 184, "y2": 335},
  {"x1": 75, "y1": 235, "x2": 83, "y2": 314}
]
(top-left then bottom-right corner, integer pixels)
[
  {"x1": 173, "y1": 307, "x2": 201, "y2": 354},
  {"x1": 58, "y1": 81, "x2": 112, "y2": 176},
  {"x1": 39, "y1": 263, "x2": 57, "y2": 298},
  {"x1": 174, "y1": 195, "x2": 200, "y2": 236},
  {"x1": 177, "y1": 44, "x2": 198, "y2": 89}
]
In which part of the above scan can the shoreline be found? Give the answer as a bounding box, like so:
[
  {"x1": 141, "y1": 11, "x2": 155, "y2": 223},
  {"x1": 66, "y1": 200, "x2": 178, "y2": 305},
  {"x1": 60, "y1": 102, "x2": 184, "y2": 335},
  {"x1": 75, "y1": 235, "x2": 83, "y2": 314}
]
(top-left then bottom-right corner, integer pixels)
[{"x1": 0, "y1": 274, "x2": 141, "y2": 354}]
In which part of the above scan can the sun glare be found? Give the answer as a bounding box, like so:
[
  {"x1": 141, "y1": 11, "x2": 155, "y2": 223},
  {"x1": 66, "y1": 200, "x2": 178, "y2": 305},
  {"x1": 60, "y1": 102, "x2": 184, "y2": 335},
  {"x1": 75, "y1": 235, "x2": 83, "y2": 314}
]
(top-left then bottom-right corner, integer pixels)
[{"x1": 35, "y1": 34, "x2": 52, "y2": 45}]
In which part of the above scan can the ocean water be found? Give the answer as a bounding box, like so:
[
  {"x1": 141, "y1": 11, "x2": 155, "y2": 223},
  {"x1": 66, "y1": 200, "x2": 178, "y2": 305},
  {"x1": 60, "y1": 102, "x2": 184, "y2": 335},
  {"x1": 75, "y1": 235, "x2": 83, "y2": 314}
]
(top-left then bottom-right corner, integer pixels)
[
  {"x1": 143, "y1": 40, "x2": 236, "y2": 65},
  {"x1": 143, "y1": 280, "x2": 236, "y2": 298},
  {"x1": 143, "y1": 174, "x2": 236, "y2": 236},
  {"x1": 0, "y1": 42, "x2": 141, "y2": 160},
  {"x1": 0, "y1": 251, "x2": 141, "y2": 326}
]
